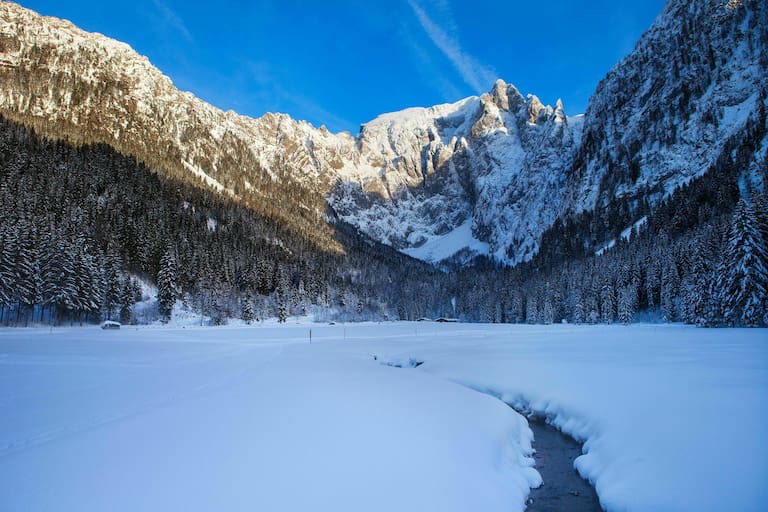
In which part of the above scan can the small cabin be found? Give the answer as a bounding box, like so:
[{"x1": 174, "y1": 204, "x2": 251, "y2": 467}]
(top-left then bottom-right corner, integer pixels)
[{"x1": 101, "y1": 320, "x2": 121, "y2": 330}]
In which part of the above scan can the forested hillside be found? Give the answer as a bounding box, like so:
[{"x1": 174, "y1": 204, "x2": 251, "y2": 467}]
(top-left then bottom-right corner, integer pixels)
[
  {"x1": 1, "y1": 0, "x2": 767, "y2": 327},
  {"x1": 0, "y1": 117, "x2": 444, "y2": 325},
  {"x1": 2, "y1": 115, "x2": 766, "y2": 327}
]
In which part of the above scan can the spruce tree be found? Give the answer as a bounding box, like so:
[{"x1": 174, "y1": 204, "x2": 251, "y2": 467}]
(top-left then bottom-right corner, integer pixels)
[
  {"x1": 102, "y1": 252, "x2": 123, "y2": 320},
  {"x1": 209, "y1": 283, "x2": 227, "y2": 326},
  {"x1": 3, "y1": 227, "x2": 23, "y2": 323},
  {"x1": 600, "y1": 281, "x2": 616, "y2": 324},
  {"x1": 660, "y1": 260, "x2": 679, "y2": 322},
  {"x1": 754, "y1": 192, "x2": 768, "y2": 245},
  {"x1": 41, "y1": 237, "x2": 78, "y2": 324},
  {"x1": 277, "y1": 289, "x2": 288, "y2": 323},
  {"x1": 525, "y1": 295, "x2": 538, "y2": 324},
  {"x1": 131, "y1": 278, "x2": 143, "y2": 303},
  {"x1": 685, "y1": 227, "x2": 721, "y2": 325},
  {"x1": 0, "y1": 228, "x2": 14, "y2": 322},
  {"x1": 241, "y1": 297, "x2": 255, "y2": 324},
  {"x1": 618, "y1": 284, "x2": 637, "y2": 324},
  {"x1": 13, "y1": 227, "x2": 38, "y2": 323},
  {"x1": 571, "y1": 289, "x2": 585, "y2": 324},
  {"x1": 119, "y1": 276, "x2": 135, "y2": 324},
  {"x1": 157, "y1": 247, "x2": 179, "y2": 323},
  {"x1": 718, "y1": 199, "x2": 768, "y2": 326},
  {"x1": 542, "y1": 299, "x2": 555, "y2": 324}
]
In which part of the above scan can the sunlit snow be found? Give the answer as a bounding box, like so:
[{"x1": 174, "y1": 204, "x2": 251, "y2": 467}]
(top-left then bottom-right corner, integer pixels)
[
  {"x1": 402, "y1": 219, "x2": 489, "y2": 262},
  {"x1": 0, "y1": 323, "x2": 766, "y2": 512}
]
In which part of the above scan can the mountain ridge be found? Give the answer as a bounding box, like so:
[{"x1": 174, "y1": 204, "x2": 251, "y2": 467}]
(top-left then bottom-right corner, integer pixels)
[
  {"x1": 0, "y1": 1, "x2": 583, "y2": 265},
  {"x1": 1, "y1": 0, "x2": 766, "y2": 267},
  {"x1": 1, "y1": 0, "x2": 767, "y2": 328},
  {"x1": 563, "y1": 0, "x2": 767, "y2": 220}
]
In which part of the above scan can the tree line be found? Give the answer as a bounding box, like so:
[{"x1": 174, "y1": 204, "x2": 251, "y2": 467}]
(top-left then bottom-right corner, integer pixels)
[
  {"x1": 0, "y1": 116, "x2": 443, "y2": 326},
  {"x1": 1, "y1": 115, "x2": 765, "y2": 327}
]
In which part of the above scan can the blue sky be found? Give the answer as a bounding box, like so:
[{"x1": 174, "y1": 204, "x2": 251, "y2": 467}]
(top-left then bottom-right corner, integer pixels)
[{"x1": 22, "y1": 0, "x2": 666, "y2": 133}]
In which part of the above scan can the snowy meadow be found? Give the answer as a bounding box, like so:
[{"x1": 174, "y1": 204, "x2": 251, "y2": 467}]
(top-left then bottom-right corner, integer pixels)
[{"x1": 0, "y1": 323, "x2": 766, "y2": 512}]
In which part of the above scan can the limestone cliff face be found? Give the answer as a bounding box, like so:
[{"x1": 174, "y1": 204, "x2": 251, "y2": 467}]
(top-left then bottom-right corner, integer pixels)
[
  {"x1": 336, "y1": 80, "x2": 581, "y2": 263},
  {"x1": 0, "y1": 2, "x2": 581, "y2": 264},
  {"x1": 563, "y1": 0, "x2": 768, "y2": 216},
  {"x1": 2, "y1": 0, "x2": 765, "y2": 265},
  {"x1": 0, "y1": 2, "x2": 358, "y2": 251}
]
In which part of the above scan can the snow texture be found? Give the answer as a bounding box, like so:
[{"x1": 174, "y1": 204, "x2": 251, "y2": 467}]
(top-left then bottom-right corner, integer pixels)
[
  {"x1": 565, "y1": 0, "x2": 768, "y2": 215},
  {"x1": 402, "y1": 219, "x2": 489, "y2": 263},
  {"x1": 1, "y1": 323, "x2": 766, "y2": 512}
]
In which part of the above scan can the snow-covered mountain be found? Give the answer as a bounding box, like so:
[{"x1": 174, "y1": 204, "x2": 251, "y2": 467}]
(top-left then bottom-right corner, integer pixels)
[
  {"x1": 0, "y1": 0, "x2": 765, "y2": 266},
  {"x1": 564, "y1": 0, "x2": 768, "y2": 216},
  {"x1": 0, "y1": 2, "x2": 579, "y2": 264},
  {"x1": 0, "y1": 2, "x2": 365, "y2": 253},
  {"x1": 332, "y1": 81, "x2": 582, "y2": 264}
]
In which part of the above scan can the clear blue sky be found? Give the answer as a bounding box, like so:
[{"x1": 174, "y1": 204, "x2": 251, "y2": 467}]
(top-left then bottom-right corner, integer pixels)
[{"x1": 21, "y1": 0, "x2": 666, "y2": 133}]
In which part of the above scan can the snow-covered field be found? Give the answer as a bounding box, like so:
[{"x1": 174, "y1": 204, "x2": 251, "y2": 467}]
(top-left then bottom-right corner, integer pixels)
[{"x1": 0, "y1": 323, "x2": 765, "y2": 511}]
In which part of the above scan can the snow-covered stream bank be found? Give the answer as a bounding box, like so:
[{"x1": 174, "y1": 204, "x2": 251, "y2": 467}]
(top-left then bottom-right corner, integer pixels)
[
  {"x1": 0, "y1": 323, "x2": 766, "y2": 512},
  {"x1": 522, "y1": 414, "x2": 601, "y2": 512}
]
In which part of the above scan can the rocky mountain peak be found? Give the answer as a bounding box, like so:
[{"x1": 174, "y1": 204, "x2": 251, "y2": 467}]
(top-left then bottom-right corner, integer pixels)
[
  {"x1": 0, "y1": 0, "x2": 583, "y2": 265},
  {"x1": 563, "y1": 0, "x2": 767, "y2": 216},
  {"x1": 525, "y1": 95, "x2": 550, "y2": 125},
  {"x1": 553, "y1": 99, "x2": 566, "y2": 124},
  {"x1": 489, "y1": 78, "x2": 525, "y2": 112},
  {"x1": 1, "y1": 0, "x2": 765, "y2": 269}
]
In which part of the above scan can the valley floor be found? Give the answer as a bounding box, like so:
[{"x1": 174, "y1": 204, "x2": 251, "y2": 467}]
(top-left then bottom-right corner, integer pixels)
[{"x1": 0, "y1": 323, "x2": 766, "y2": 512}]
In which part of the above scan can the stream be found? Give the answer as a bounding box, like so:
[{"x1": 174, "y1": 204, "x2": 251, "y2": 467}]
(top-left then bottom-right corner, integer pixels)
[
  {"x1": 522, "y1": 413, "x2": 602, "y2": 512},
  {"x1": 380, "y1": 359, "x2": 602, "y2": 510}
]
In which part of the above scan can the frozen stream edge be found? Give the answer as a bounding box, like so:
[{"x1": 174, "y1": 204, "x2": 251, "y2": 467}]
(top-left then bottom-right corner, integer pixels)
[
  {"x1": 512, "y1": 408, "x2": 602, "y2": 512},
  {"x1": 381, "y1": 358, "x2": 602, "y2": 510}
]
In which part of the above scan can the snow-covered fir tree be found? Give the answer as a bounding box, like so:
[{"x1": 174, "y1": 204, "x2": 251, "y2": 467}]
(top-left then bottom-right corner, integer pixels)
[
  {"x1": 277, "y1": 289, "x2": 288, "y2": 324},
  {"x1": 241, "y1": 296, "x2": 255, "y2": 324},
  {"x1": 718, "y1": 199, "x2": 768, "y2": 326},
  {"x1": 118, "y1": 276, "x2": 135, "y2": 324},
  {"x1": 157, "y1": 248, "x2": 179, "y2": 323},
  {"x1": 618, "y1": 284, "x2": 637, "y2": 325}
]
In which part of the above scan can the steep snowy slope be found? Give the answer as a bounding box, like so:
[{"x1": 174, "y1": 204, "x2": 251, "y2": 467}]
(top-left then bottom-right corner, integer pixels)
[
  {"x1": 332, "y1": 81, "x2": 582, "y2": 263},
  {"x1": 563, "y1": 0, "x2": 768, "y2": 216}
]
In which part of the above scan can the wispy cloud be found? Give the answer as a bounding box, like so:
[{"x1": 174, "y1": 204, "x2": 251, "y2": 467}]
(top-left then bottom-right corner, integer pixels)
[
  {"x1": 151, "y1": 0, "x2": 193, "y2": 43},
  {"x1": 398, "y1": 25, "x2": 463, "y2": 102},
  {"x1": 407, "y1": 0, "x2": 496, "y2": 94},
  {"x1": 242, "y1": 61, "x2": 356, "y2": 133}
]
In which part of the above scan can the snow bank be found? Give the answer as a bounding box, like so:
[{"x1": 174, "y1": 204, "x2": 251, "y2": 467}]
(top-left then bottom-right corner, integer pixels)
[
  {"x1": 366, "y1": 324, "x2": 768, "y2": 512},
  {"x1": 0, "y1": 323, "x2": 765, "y2": 512},
  {"x1": 0, "y1": 325, "x2": 538, "y2": 512}
]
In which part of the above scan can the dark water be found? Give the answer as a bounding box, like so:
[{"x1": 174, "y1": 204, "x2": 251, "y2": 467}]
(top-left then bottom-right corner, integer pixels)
[
  {"x1": 523, "y1": 415, "x2": 602, "y2": 512},
  {"x1": 378, "y1": 360, "x2": 603, "y2": 510}
]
